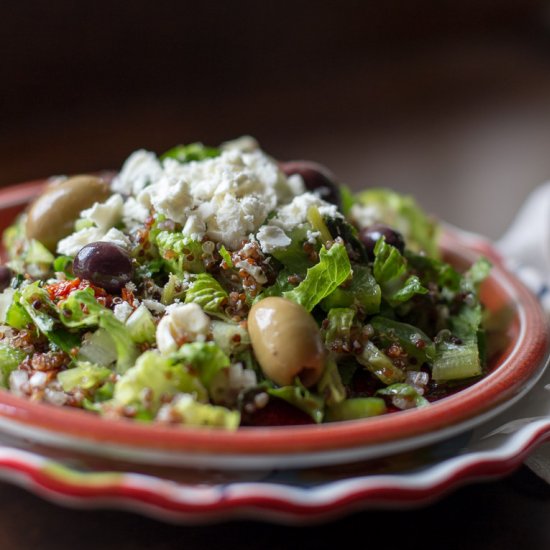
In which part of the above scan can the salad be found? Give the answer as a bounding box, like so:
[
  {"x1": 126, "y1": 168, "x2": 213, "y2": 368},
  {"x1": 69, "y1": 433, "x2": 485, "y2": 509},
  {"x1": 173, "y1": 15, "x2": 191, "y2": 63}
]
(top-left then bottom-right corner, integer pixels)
[{"x1": 0, "y1": 136, "x2": 490, "y2": 429}]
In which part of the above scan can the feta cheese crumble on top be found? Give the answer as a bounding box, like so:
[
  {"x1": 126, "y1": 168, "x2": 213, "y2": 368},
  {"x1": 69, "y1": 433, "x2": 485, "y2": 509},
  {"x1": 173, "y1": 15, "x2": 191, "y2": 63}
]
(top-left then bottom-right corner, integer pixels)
[{"x1": 61, "y1": 137, "x2": 340, "y2": 253}]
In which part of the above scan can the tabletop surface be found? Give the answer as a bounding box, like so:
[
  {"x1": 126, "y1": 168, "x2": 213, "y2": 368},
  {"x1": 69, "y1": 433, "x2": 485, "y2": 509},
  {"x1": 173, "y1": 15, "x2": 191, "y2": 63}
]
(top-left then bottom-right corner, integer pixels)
[{"x1": 0, "y1": 465, "x2": 549, "y2": 550}]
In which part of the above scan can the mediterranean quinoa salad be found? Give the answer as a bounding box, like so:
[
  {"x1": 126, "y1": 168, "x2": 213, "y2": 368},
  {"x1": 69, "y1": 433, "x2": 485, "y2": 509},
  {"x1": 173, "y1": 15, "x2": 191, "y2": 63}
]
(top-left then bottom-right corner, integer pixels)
[{"x1": 0, "y1": 137, "x2": 490, "y2": 429}]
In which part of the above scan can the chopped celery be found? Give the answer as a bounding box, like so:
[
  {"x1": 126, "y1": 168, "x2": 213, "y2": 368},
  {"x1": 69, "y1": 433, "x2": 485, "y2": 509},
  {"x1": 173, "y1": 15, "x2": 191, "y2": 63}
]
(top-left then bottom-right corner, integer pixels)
[
  {"x1": 432, "y1": 340, "x2": 481, "y2": 381},
  {"x1": 326, "y1": 397, "x2": 387, "y2": 421},
  {"x1": 357, "y1": 340, "x2": 405, "y2": 385}
]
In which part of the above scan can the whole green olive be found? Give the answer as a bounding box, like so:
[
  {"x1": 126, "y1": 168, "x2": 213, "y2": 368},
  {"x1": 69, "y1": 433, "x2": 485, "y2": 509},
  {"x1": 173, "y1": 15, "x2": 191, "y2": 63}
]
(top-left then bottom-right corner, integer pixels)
[
  {"x1": 26, "y1": 175, "x2": 111, "y2": 251},
  {"x1": 248, "y1": 297, "x2": 326, "y2": 387}
]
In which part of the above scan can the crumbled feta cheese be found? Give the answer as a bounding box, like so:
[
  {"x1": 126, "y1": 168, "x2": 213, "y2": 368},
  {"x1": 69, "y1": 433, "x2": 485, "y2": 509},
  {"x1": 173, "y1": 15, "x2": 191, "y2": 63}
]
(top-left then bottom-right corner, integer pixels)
[
  {"x1": 286, "y1": 173, "x2": 306, "y2": 196},
  {"x1": 111, "y1": 149, "x2": 162, "y2": 196},
  {"x1": 182, "y1": 214, "x2": 206, "y2": 240},
  {"x1": 306, "y1": 229, "x2": 321, "y2": 244},
  {"x1": 156, "y1": 303, "x2": 210, "y2": 354},
  {"x1": 142, "y1": 299, "x2": 166, "y2": 314},
  {"x1": 122, "y1": 197, "x2": 150, "y2": 230},
  {"x1": 80, "y1": 194, "x2": 124, "y2": 232},
  {"x1": 57, "y1": 227, "x2": 105, "y2": 256},
  {"x1": 113, "y1": 301, "x2": 134, "y2": 323},
  {"x1": 139, "y1": 149, "x2": 298, "y2": 249},
  {"x1": 221, "y1": 135, "x2": 259, "y2": 153},
  {"x1": 256, "y1": 225, "x2": 291, "y2": 254},
  {"x1": 270, "y1": 192, "x2": 341, "y2": 233},
  {"x1": 100, "y1": 228, "x2": 131, "y2": 250}
]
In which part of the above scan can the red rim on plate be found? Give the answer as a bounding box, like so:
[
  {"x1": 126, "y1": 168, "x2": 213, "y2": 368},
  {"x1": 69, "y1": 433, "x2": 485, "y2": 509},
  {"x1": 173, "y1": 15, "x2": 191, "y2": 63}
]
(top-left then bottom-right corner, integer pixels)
[{"x1": 0, "y1": 180, "x2": 548, "y2": 466}]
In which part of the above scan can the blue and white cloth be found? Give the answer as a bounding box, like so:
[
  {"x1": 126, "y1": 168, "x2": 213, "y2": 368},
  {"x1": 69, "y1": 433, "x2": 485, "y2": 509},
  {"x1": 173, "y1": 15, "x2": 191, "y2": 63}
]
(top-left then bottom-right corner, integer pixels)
[{"x1": 496, "y1": 182, "x2": 550, "y2": 482}]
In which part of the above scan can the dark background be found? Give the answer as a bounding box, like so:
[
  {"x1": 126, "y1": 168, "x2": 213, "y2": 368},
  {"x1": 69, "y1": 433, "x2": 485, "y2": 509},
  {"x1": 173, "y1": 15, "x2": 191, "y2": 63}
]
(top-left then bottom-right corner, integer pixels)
[
  {"x1": 1, "y1": 2, "x2": 550, "y2": 547},
  {"x1": 3, "y1": 1, "x2": 550, "y2": 238}
]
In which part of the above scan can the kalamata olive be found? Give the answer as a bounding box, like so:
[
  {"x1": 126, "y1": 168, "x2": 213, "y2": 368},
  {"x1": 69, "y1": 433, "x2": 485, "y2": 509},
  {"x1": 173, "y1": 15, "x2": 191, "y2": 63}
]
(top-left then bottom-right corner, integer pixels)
[
  {"x1": 359, "y1": 224, "x2": 405, "y2": 259},
  {"x1": 73, "y1": 242, "x2": 133, "y2": 293},
  {"x1": 280, "y1": 160, "x2": 341, "y2": 208},
  {"x1": 26, "y1": 175, "x2": 111, "y2": 252},
  {"x1": 248, "y1": 297, "x2": 325, "y2": 387},
  {"x1": 0, "y1": 265, "x2": 13, "y2": 291}
]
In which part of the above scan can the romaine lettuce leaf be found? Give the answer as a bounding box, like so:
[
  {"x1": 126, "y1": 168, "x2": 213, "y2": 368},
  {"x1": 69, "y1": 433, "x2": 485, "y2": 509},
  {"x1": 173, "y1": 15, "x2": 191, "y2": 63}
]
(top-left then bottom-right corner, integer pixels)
[
  {"x1": 268, "y1": 382, "x2": 325, "y2": 423},
  {"x1": 168, "y1": 394, "x2": 240, "y2": 429},
  {"x1": 283, "y1": 242, "x2": 351, "y2": 312},
  {"x1": 155, "y1": 231, "x2": 205, "y2": 275},
  {"x1": 161, "y1": 142, "x2": 220, "y2": 163},
  {"x1": 114, "y1": 350, "x2": 207, "y2": 410},
  {"x1": 185, "y1": 273, "x2": 229, "y2": 319},
  {"x1": 355, "y1": 188, "x2": 439, "y2": 257},
  {"x1": 174, "y1": 341, "x2": 230, "y2": 390}
]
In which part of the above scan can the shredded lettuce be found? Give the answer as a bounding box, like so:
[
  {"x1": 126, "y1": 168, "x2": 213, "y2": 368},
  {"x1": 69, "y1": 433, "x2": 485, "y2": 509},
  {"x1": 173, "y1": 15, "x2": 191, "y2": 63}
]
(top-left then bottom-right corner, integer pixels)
[
  {"x1": 184, "y1": 273, "x2": 229, "y2": 319},
  {"x1": 174, "y1": 342, "x2": 230, "y2": 390},
  {"x1": 355, "y1": 188, "x2": 439, "y2": 257},
  {"x1": 268, "y1": 382, "x2": 325, "y2": 423},
  {"x1": 0, "y1": 345, "x2": 27, "y2": 387},
  {"x1": 323, "y1": 307, "x2": 355, "y2": 348},
  {"x1": 125, "y1": 304, "x2": 156, "y2": 344},
  {"x1": 58, "y1": 362, "x2": 112, "y2": 392},
  {"x1": 161, "y1": 142, "x2": 220, "y2": 163},
  {"x1": 376, "y1": 383, "x2": 429, "y2": 408},
  {"x1": 321, "y1": 265, "x2": 381, "y2": 313},
  {"x1": 168, "y1": 394, "x2": 240, "y2": 429},
  {"x1": 317, "y1": 357, "x2": 346, "y2": 406},
  {"x1": 155, "y1": 231, "x2": 205, "y2": 275},
  {"x1": 283, "y1": 242, "x2": 352, "y2": 311},
  {"x1": 58, "y1": 289, "x2": 139, "y2": 372},
  {"x1": 114, "y1": 350, "x2": 207, "y2": 411},
  {"x1": 357, "y1": 340, "x2": 405, "y2": 385}
]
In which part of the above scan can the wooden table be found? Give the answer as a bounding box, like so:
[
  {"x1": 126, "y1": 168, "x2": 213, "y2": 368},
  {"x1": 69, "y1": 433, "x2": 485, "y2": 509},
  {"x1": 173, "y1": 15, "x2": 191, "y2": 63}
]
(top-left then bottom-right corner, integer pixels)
[{"x1": 0, "y1": 466, "x2": 548, "y2": 549}]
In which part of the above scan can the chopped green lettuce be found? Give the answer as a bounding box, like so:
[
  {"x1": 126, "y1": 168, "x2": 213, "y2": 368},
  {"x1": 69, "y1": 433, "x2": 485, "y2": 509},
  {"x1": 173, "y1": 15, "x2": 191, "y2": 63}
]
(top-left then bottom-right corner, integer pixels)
[
  {"x1": 155, "y1": 231, "x2": 205, "y2": 275},
  {"x1": 376, "y1": 383, "x2": 429, "y2": 408},
  {"x1": 268, "y1": 382, "x2": 325, "y2": 423},
  {"x1": 161, "y1": 142, "x2": 220, "y2": 163},
  {"x1": 184, "y1": 273, "x2": 229, "y2": 319},
  {"x1": 355, "y1": 188, "x2": 439, "y2": 257},
  {"x1": 357, "y1": 340, "x2": 405, "y2": 385},
  {"x1": 283, "y1": 242, "x2": 352, "y2": 311},
  {"x1": 125, "y1": 304, "x2": 156, "y2": 344},
  {"x1": 168, "y1": 394, "x2": 240, "y2": 429},
  {"x1": 321, "y1": 265, "x2": 381, "y2": 313},
  {"x1": 174, "y1": 341, "x2": 230, "y2": 390},
  {"x1": 317, "y1": 357, "x2": 346, "y2": 406},
  {"x1": 114, "y1": 351, "x2": 207, "y2": 411},
  {"x1": 58, "y1": 363, "x2": 112, "y2": 392},
  {"x1": 0, "y1": 345, "x2": 27, "y2": 387}
]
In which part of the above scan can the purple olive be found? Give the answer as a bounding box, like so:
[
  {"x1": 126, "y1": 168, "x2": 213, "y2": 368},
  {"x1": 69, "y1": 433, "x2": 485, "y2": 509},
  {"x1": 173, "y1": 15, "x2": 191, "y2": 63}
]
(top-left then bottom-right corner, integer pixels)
[
  {"x1": 0, "y1": 265, "x2": 13, "y2": 291},
  {"x1": 73, "y1": 242, "x2": 133, "y2": 293},
  {"x1": 281, "y1": 160, "x2": 341, "y2": 208},
  {"x1": 359, "y1": 224, "x2": 405, "y2": 259}
]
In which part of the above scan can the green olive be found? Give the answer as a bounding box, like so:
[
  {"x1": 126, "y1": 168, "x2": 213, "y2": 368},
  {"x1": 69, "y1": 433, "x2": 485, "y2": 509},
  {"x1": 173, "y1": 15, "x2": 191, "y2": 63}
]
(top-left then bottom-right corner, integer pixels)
[
  {"x1": 26, "y1": 175, "x2": 111, "y2": 251},
  {"x1": 248, "y1": 297, "x2": 325, "y2": 387}
]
